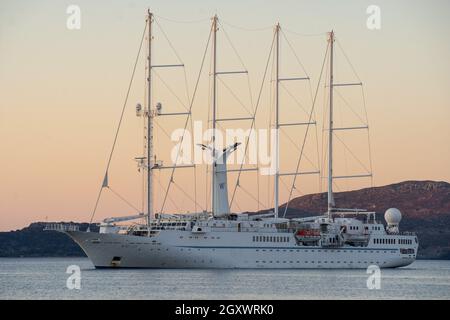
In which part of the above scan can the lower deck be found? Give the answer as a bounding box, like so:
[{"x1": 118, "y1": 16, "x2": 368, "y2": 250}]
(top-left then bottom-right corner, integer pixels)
[{"x1": 66, "y1": 230, "x2": 417, "y2": 269}]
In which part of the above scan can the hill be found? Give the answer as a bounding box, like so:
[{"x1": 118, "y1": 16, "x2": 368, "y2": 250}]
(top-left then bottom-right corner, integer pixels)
[{"x1": 0, "y1": 181, "x2": 449, "y2": 259}]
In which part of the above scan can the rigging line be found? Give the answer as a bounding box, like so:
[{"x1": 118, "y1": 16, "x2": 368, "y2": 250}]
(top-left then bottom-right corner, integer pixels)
[
  {"x1": 308, "y1": 78, "x2": 322, "y2": 194},
  {"x1": 172, "y1": 181, "x2": 205, "y2": 211},
  {"x1": 280, "y1": 29, "x2": 310, "y2": 77},
  {"x1": 189, "y1": 112, "x2": 198, "y2": 213},
  {"x1": 155, "y1": 17, "x2": 191, "y2": 108},
  {"x1": 334, "y1": 87, "x2": 367, "y2": 125},
  {"x1": 257, "y1": 160, "x2": 260, "y2": 212},
  {"x1": 107, "y1": 186, "x2": 141, "y2": 213},
  {"x1": 220, "y1": 19, "x2": 273, "y2": 32},
  {"x1": 217, "y1": 20, "x2": 247, "y2": 70},
  {"x1": 155, "y1": 174, "x2": 179, "y2": 212},
  {"x1": 229, "y1": 32, "x2": 276, "y2": 207},
  {"x1": 238, "y1": 184, "x2": 266, "y2": 208},
  {"x1": 282, "y1": 41, "x2": 329, "y2": 218},
  {"x1": 232, "y1": 198, "x2": 242, "y2": 213},
  {"x1": 217, "y1": 76, "x2": 254, "y2": 116},
  {"x1": 280, "y1": 176, "x2": 294, "y2": 193},
  {"x1": 280, "y1": 129, "x2": 318, "y2": 170},
  {"x1": 298, "y1": 49, "x2": 321, "y2": 194},
  {"x1": 154, "y1": 14, "x2": 210, "y2": 24},
  {"x1": 88, "y1": 22, "x2": 147, "y2": 226},
  {"x1": 361, "y1": 86, "x2": 374, "y2": 187},
  {"x1": 160, "y1": 25, "x2": 213, "y2": 213},
  {"x1": 279, "y1": 82, "x2": 310, "y2": 117},
  {"x1": 153, "y1": 120, "x2": 172, "y2": 140},
  {"x1": 183, "y1": 68, "x2": 191, "y2": 108},
  {"x1": 267, "y1": 48, "x2": 276, "y2": 208},
  {"x1": 153, "y1": 69, "x2": 189, "y2": 112},
  {"x1": 247, "y1": 73, "x2": 255, "y2": 112},
  {"x1": 337, "y1": 94, "x2": 350, "y2": 191},
  {"x1": 336, "y1": 39, "x2": 362, "y2": 83},
  {"x1": 154, "y1": 18, "x2": 185, "y2": 65},
  {"x1": 333, "y1": 132, "x2": 372, "y2": 174},
  {"x1": 283, "y1": 28, "x2": 328, "y2": 37},
  {"x1": 280, "y1": 29, "x2": 322, "y2": 183},
  {"x1": 320, "y1": 51, "x2": 330, "y2": 187}
]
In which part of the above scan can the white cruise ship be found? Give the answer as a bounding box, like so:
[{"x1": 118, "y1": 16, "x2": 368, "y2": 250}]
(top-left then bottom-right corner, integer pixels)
[{"x1": 47, "y1": 11, "x2": 418, "y2": 269}]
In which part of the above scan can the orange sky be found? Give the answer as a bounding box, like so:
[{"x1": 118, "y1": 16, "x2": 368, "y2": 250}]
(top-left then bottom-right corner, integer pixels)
[{"x1": 1, "y1": 0, "x2": 449, "y2": 231}]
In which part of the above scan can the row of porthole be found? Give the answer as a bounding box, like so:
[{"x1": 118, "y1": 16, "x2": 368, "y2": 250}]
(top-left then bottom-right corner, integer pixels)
[
  {"x1": 256, "y1": 249, "x2": 391, "y2": 254},
  {"x1": 164, "y1": 260, "x2": 386, "y2": 265},
  {"x1": 256, "y1": 260, "x2": 384, "y2": 264},
  {"x1": 182, "y1": 236, "x2": 222, "y2": 240},
  {"x1": 154, "y1": 248, "x2": 393, "y2": 254}
]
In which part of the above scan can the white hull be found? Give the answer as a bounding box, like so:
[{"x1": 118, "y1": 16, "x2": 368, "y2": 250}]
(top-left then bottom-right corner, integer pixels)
[{"x1": 66, "y1": 230, "x2": 417, "y2": 269}]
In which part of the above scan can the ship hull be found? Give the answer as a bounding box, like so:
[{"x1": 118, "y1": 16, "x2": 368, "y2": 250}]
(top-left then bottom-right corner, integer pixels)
[{"x1": 66, "y1": 230, "x2": 417, "y2": 269}]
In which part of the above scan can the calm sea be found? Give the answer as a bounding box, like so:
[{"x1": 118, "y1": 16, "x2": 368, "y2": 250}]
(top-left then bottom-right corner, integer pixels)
[{"x1": 0, "y1": 258, "x2": 449, "y2": 299}]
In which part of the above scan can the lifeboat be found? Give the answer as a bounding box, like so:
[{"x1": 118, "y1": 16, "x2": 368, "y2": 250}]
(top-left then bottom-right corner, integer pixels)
[{"x1": 295, "y1": 228, "x2": 321, "y2": 242}]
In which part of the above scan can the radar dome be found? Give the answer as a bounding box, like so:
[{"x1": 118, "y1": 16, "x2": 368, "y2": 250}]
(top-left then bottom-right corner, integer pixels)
[{"x1": 384, "y1": 208, "x2": 402, "y2": 225}]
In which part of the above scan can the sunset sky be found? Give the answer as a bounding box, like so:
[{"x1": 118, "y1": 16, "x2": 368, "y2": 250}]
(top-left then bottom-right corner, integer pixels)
[{"x1": 1, "y1": 0, "x2": 449, "y2": 231}]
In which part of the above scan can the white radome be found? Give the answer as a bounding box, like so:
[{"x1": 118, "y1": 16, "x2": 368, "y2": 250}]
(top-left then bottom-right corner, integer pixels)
[{"x1": 385, "y1": 208, "x2": 402, "y2": 225}]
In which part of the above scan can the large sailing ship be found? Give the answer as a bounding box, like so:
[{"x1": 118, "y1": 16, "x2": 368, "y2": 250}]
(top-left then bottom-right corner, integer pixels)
[{"x1": 47, "y1": 11, "x2": 418, "y2": 268}]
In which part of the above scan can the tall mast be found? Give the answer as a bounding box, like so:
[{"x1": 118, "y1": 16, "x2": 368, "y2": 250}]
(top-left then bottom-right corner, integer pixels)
[
  {"x1": 327, "y1": 30, "x2": 335, "y2": 217},
  {"x1": 147, "y1": 10, "x2": 153, "y2": 225},
  {"x1": 211, "y1": 15, "x2": 218, "y2": 215},
  {"x1": 274, "y1": 23, "x2": 280, "y2": 219}
]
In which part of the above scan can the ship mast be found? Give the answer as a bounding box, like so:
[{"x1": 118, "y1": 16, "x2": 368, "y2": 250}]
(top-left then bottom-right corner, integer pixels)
[
  {"x1": 274, "y1": 23, "x2": 280, "y2": 219},
  {"x1": 327, "y1": 30, "x2": 335, "y2": 218},
  {"x1": 211, "y1": 15, "x2": 218, "y2": 215},
  {"x1": 146, "y1": 10, "x2": 153, "y2": 226}
]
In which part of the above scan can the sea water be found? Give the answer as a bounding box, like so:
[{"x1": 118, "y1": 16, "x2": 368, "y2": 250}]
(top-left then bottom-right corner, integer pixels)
[{"x1": 0, "y1": 258, "x2": 449, "y2": 299}]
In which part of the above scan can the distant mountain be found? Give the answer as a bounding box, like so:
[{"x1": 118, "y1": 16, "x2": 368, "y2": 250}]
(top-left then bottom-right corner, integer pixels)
[
  {"x1": 0, "y1": 181, "x2": 449, "y2": 259},
  {"x1": 0, "y1": 222, "x2": 98, "y2": 257}
]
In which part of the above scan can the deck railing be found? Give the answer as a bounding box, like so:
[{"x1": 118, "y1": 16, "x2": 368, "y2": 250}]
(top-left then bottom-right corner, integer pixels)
[{"x1": 43, "y1": 223, "x2": 80, "y2": 232}]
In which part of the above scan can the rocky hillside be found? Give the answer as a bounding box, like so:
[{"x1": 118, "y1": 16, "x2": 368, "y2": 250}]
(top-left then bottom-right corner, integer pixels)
[
  {"x1": 0, "y1": 222, "x2": 98, "y2": 257},
  {"x1": 274, "y1": 180, "x2": 450, "y2": 259},
  {"x1": 0, "y1": 181, "x2": 449, "y2": 259}
]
